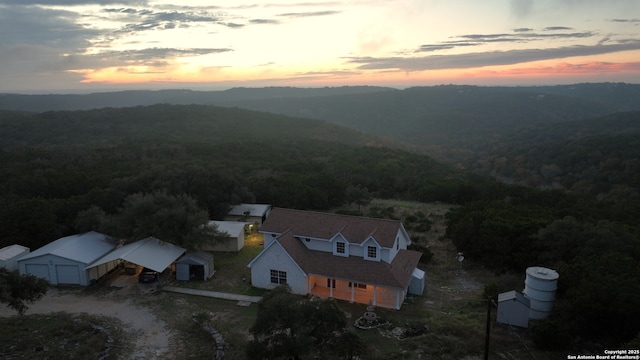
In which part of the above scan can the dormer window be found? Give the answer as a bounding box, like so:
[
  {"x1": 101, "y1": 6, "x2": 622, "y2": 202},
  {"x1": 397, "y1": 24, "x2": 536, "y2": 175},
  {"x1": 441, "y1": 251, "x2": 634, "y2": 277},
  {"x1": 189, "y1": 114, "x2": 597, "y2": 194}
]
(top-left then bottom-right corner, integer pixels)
[
  {"x1": 367, "y1": 245, "x2": 377, "y2": 259},
  {"x1": 336, "y1": 242, "x2": 345, "y2": 254}
]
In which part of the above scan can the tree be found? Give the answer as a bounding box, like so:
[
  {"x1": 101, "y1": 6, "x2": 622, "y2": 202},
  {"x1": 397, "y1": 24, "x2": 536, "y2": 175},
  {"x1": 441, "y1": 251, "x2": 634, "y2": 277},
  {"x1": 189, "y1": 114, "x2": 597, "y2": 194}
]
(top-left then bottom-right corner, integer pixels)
[
  {"x1": 83, "y1": 190, "x2": 222, "y2": 250},
  {"x1": 0, "y1": 268, "x2": 49, "y2": 316},
  {"x1": 247, "y1": 285, "x2": 362, "y2": 359}
]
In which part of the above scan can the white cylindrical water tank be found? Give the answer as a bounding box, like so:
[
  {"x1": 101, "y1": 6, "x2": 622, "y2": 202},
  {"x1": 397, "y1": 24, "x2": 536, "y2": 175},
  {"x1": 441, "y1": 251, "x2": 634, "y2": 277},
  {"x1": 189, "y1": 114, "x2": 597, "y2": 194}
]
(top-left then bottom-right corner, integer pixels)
[{"x1": 523, "y1": 266, "x2": 559, "y2": 320}]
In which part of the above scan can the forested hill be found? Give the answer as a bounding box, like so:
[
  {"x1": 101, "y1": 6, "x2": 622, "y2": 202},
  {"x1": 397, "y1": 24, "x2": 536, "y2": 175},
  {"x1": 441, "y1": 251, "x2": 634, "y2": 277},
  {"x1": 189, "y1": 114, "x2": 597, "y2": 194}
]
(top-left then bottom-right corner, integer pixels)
[
  {"x1": 468, "y1": 111, "x2": 640, "y2": 199},
  {"x1": 0, "y1": 86, "x2": 395, "y2": 113},
  {"x1": 223, "y1": 84, "x2": 640, "y2": 161},
  {"x1": 0, "y1": 104, "x2": 378, "y2": 148},
  {"x1": 3, "y1": 83, "x2": 637, "y2": 164},
  {"x1": 0, "y1": 104, "x2": 461, "y2": 249}
]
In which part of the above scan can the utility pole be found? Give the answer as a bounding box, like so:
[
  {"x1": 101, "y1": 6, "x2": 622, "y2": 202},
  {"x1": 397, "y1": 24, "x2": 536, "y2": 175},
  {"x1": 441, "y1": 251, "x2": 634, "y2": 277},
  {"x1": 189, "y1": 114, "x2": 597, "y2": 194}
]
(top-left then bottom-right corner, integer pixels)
[{"x1": 484, "y1": 296, "x2": 491, "y2": 360}]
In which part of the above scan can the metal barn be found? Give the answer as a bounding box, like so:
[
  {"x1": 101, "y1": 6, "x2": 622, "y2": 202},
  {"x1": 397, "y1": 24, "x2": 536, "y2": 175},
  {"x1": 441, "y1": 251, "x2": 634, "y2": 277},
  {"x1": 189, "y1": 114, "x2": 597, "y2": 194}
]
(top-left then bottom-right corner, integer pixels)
[
  {"x1": 0, "y1": 244, "x2": 30, "y2": 271},
  {"x1": 18, "y1": 232, "x2": 119, "y2": 286}
]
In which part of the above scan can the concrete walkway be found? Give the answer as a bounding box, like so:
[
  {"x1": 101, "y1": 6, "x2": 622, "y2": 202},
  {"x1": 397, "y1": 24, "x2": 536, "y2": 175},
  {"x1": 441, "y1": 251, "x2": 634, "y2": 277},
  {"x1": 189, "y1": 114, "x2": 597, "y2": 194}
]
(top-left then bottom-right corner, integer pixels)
[{"x1": 163, "y1": 286, "x2": 262, "y2": 303}]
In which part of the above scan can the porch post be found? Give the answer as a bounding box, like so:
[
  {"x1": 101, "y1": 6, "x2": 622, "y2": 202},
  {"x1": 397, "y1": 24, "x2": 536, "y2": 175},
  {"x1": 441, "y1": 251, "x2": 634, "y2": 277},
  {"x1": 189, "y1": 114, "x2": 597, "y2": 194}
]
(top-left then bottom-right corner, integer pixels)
[
  {"x1": 329, "y1": 278, "x2": 333, "y2": 298},
  {"x1": 350, "y1": 283, "x2": 354, "y2": 303},
  {"x1": 396, "y1": 290, "x2": 400, "y2": 309},
  {"x1": 373, "y1": 285, "x2": 377, "y2": 306}
]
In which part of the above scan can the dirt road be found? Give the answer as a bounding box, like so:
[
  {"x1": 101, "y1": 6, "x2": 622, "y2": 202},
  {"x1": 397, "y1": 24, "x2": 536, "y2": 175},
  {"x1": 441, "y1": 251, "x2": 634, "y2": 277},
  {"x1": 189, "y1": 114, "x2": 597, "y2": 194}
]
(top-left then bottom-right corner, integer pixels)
[{"x1": 0, "y1": 283, "x2": 174, "y2": 359}]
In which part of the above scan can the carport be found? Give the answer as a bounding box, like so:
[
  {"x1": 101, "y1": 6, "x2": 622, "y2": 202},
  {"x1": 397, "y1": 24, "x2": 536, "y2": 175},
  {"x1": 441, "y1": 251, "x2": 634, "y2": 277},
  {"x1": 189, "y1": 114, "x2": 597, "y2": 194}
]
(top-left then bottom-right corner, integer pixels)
[{"x1": 86, "y1": 237, "x2": 186, "y2": 275}]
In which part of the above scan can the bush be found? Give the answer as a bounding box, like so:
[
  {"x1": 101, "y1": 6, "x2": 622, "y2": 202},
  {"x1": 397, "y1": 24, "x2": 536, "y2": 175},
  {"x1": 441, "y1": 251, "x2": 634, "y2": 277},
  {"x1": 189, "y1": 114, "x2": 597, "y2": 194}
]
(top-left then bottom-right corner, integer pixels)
[
  {"x1": 408, "y1": 243, "x2": 434, "y2": 264},
  {"x1": 530, "y1": 318, "x2": 571, "y2": 350}
]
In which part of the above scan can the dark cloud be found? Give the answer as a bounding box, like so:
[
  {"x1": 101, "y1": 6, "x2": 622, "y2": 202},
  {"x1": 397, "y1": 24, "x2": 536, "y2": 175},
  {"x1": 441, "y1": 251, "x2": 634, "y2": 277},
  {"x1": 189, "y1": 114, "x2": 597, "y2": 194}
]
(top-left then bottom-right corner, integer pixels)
[
  {"x1": 97, "y1": 47, "x2": 233, "y2": 64},
  {"x1": 250, "y1": 18, "x2": 280, "y2": 25},
  {"x1": 0, "y1": 5, "x2": 95, "y2": 50},
  {"x1": 109, "y1": 9, "x2": 225, "y2": 34},
  {"x1": 514, "y1": 28, "x2": 533, "y2": 32},
  {"x1": 611, "y1": 18, "x2": 640, "y2": 24},
  {"x1": 277, "y1": 10, "x2": 340, "y2": 18},
  {"x1": 221, "y1": 22, "x2": 245, "y2": 28},
  {"x1": 544, "y1": 26, "x2": 573, "y2": 31},
  {"x1": 416, "y1": 29, "x2": 596, "y2": 53},
  {"x1": 0, "y1": 0, "x2": 146, "y2": 4},
  {"x1": 348, "y1": 40, "x2": 640, "y2": 71}
]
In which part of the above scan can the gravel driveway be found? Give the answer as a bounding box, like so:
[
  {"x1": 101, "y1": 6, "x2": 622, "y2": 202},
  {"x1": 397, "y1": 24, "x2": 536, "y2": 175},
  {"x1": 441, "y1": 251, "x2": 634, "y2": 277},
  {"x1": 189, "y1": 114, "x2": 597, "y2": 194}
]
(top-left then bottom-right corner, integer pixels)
[{"x1": 0, "y1": 274, "x2": 174, "y2": 359}]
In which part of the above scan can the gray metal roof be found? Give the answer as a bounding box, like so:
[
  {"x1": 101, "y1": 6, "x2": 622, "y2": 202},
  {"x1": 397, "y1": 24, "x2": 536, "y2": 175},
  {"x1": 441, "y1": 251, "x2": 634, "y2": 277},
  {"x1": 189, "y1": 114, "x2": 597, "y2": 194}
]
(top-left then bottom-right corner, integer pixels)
[
  {"x1": 228, "y1": 203, "x2": 271, "y2": 217},
  {"x1": 498, "y1": 290, "x2": 530, "y2": 306},
  {"x1": 18, "y1": 232, "x2": 117, "y2": 264},
  {"x1": 0, "y1": 244, "x2": 29, "y2": 261},
  {"x1": 209, "y1": 220, "x2": 248, "y2": 237},
  {"x1": 177, "y1": 251, "x2": 213, "y2": 266},
  {"x1": 86, "y1": 237, "x2": 185, "y2": 273}
]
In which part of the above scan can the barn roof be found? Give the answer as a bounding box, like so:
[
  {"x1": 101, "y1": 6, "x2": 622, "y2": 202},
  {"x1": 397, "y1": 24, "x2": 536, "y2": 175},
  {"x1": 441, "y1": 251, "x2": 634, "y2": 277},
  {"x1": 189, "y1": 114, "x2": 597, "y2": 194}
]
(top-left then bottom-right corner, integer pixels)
[
  {"x1": 18, "y1": 232, "x2": 117, "y2": 265},
  {"x1": 209, "y1": 220, "x2": 248, "y2": 237},
  {"x1": 86, "y1": 237, "x2": 185, "y2": 273},
  {"x1": 0, "y1": 244, "x2": 29, "y2": 261},
  {"x1": 228, "y1": 203, "x2": 271, "y2": 217}
]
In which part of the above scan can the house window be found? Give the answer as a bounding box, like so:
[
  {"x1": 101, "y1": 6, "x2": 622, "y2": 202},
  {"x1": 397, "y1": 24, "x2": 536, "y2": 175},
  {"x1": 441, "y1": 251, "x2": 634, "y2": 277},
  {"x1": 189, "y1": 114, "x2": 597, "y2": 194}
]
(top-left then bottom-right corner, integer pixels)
[
  {"x1": 396, "y1": 240, "x2": 399, "y2": 250},
  {"x1": 336, "y1": 242, "x2": 345, "y2": 254},
  {"x1": 270, "y1": 270, "x2": 287, "y2": 285},
  {"x1": 327, "y1": 278, "x2": 336, "y2": 288},
  {"x1": 367, "y1": 246, "x2": 377, "y2": 259},
  {"x1": 349, "y1": 282, "x2": 367, "y2": 289}
]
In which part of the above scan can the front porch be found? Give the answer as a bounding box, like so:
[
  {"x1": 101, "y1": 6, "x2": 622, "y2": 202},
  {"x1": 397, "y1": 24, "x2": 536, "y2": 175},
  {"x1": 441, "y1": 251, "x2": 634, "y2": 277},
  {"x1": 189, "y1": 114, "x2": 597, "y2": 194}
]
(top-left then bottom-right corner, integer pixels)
[{"x1": 307, "y1": 275, "x2": 404, "y2": 310}]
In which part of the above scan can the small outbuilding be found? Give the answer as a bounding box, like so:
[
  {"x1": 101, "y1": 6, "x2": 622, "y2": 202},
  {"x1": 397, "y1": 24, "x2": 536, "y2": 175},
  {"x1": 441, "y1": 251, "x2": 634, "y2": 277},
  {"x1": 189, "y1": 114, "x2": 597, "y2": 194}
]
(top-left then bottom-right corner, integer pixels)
[
  {"x1": 18, "y1": 232, "x2": 119, "y2": 286},
  {"x1": 408, "y1": 268, "x2": 425, "y2": 296},
  {"x1": 225, "y1": 203, "x2": 272, "y2": 225},
  {"x1": 0, "y1": 244, "x2": 30, "y2": 271},
  {"x1": 205, "y1": 220, "x2": 249, "y2": 252},
  {"x1": 497, "y1": 290, "x2": 530, "y2": 328},
  {"x1": 176, "y1": 252, "x2": 215, "y2": 281}
]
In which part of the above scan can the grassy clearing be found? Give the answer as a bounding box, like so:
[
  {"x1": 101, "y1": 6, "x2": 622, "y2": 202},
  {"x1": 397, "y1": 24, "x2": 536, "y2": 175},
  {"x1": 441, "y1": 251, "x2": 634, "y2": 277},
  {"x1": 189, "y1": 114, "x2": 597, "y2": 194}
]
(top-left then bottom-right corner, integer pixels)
[
  {"x1": 135, "y1": 291, "x2": 257, "y2": 359},
  {"x1": 167, "y1": 233, "x2": 267, "y2": 296},
  {"x1": 0, "y1": 312, "x2": 131, "y2": 360}
]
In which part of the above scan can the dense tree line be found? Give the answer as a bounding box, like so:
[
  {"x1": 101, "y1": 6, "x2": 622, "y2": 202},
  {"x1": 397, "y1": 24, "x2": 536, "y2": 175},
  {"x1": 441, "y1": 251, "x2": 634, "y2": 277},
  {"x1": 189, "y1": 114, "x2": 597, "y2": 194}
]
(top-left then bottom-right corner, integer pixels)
[
  {"x1": 445, "y1": 185, "x2": 640, "y2": 351},
  {"x1": 0, "y1": 105, "x2": 465, "y2": 250},
  {"x1": 468, "y1": 111, "x2": 640, "y2": 200}
]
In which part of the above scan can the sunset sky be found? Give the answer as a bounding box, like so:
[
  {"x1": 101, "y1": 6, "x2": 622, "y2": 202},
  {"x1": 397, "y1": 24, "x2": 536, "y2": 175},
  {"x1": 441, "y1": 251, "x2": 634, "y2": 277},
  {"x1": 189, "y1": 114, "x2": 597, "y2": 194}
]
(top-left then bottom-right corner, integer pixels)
[{"x1": 1, "y1": 0, "x2": 640, "y2": 93}]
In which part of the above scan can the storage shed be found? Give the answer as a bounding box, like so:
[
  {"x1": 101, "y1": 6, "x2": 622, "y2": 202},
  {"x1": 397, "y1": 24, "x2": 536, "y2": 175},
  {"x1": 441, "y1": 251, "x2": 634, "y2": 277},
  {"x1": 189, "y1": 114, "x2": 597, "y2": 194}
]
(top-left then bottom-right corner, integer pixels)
[
  {"x1": 204, "y1": 220, "x2": 249, "y2": 252},
  {"x1": 408, "y1": 268, "x2": 425, "y2": 295},
  {"x1": 176, "y1": 252, "x2": 214, "y2": 281},
  {"x1": 0, "y1": 244, "x2": 30, "y2": 271},
  {"x1": 225, "y1": 203, "x2": 272, "y2": 225},
  {"x1": 18, "y1": 232, "x2": 119, "y2": 286},
  {"x1": 497, "y1": 290, "x2": 530, "y2": 328}
]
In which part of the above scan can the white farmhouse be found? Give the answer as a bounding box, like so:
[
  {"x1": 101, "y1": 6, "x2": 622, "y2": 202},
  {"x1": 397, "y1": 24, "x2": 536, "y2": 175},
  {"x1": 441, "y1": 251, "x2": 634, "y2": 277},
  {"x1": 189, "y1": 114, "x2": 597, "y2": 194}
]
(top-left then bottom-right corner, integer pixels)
[{"x1": 247, "y1": 208, "x2": 424, "y2": 310}]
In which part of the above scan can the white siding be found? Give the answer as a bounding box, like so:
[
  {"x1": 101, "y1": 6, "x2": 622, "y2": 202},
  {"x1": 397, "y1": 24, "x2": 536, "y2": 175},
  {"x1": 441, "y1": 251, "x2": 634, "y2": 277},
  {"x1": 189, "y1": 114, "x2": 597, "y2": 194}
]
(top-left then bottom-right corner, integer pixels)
[
  {"x1": 303, "y1": 237, "x2": 332, "y2": 252},
  {"x1": 362, "y1": 238, "x2": 381, "y2": 262},
  {"x1": 349, "y1": 243, "x2": 364, "y2": 257},
  {"x1": 249, "y1": 242, "x2": 307, "y2": 294},
  {"x1": 262, "y1": 232, "x2": 278, "y2": 247},
  {"x1": 20, "y1": 254, "x2": 91, "y2": 286}
]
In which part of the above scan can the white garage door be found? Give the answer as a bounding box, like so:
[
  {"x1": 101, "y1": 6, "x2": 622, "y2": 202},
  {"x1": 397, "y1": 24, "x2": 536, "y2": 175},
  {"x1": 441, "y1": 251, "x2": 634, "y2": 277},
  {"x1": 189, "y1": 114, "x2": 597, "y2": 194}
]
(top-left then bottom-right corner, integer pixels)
[
  {"x1": 56, "y1": 265, "x2": 81, "y2": 285},
  {"x1": 25, "y1": 264, "x2": 50, "y2": 282}
]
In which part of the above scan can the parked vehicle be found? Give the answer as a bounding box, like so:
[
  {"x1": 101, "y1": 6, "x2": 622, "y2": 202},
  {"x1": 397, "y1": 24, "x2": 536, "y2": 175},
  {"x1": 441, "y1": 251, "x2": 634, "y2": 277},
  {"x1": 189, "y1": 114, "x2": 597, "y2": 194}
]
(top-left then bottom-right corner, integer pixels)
[{"x1": 138, "y1": 267, "x2": 160, "y2": 283}]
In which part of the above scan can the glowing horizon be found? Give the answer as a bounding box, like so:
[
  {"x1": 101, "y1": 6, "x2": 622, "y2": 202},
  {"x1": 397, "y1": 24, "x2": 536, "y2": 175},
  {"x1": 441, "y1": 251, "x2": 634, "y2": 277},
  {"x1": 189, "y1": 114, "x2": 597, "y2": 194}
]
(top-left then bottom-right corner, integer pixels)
[{"x1": 2, "y1": 0, "x2": 640, "y2": 93}]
